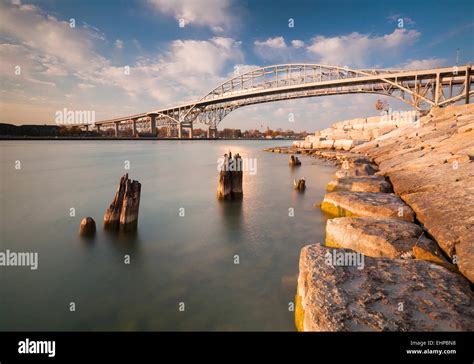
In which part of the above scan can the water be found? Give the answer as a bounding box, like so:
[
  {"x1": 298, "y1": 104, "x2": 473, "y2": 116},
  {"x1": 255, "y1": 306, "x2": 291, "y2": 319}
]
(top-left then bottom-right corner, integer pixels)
[{"x1": 0, "y1": 140, "x2": 334, "y2": 331}]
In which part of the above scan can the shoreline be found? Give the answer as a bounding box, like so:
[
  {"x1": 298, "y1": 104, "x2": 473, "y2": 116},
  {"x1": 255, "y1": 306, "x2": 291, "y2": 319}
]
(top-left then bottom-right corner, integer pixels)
[
  {"x1": 0, "y1": 136, "x2": 304, "y2": 141},
  {"x1": 267, "y1": 103, "x2": 474, "y2": 331}
]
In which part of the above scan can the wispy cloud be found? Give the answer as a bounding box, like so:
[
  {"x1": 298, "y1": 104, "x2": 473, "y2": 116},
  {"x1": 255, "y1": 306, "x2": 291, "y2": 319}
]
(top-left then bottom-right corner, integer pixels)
[
  {"x1": 306, "y1": 29, "x2": 420, "y2": 68},
  {"x1": 148, "y1": 0, "x2": 236, "y2": 32}
]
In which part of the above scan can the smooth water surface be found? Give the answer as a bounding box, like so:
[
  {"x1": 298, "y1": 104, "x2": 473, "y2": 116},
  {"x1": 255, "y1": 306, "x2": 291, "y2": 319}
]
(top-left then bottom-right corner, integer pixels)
[{"x1": 0, "y1": 140, "x2": 334, "y2": 331}]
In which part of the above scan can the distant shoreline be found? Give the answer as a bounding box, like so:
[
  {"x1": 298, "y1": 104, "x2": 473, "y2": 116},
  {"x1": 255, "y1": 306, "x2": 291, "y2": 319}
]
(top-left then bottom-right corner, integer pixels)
[{"x1": 0, "y1": 136, "x2": 303, "y2": 141}]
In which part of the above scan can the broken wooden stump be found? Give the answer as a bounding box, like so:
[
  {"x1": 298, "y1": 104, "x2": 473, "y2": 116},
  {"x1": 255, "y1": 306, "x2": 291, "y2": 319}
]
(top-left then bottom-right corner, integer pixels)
[
  {"x1": 217, "y1": 151, "x2": 243, "y2": 200},
  {"x1": 103, "y1": 174, "x2": 141, "y2": 231},
  {"x1": 289, "y1": 155, "x2": 301, "y2": 166},
  {"x1": 294, "y1": 177, "x2": 306, "y2": 192}
]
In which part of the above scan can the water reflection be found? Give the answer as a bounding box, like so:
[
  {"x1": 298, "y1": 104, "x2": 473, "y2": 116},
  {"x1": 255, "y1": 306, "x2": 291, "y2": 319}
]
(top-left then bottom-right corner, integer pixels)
[
  {"x1": 103, "y1": 228, "x2": 141, "y2": 255},
  {"x1": 218, "y1": 199, "x2": 244, "y2": 242}
]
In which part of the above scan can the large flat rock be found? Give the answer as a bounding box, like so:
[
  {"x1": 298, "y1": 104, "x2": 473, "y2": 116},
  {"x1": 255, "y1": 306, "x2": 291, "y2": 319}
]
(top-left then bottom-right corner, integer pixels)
[
  {"x1": 351, "y1": 104, "x2": 474, "y2": 283},
  {"x1": 327, "y1": 176, "x2": 392, "y2": 193},
  {"x1": 296, "y1": 244, "x2": 474, "y2": 331},
  {"x1": 321, "y1": 192, "x2": 415, "y2": 221},
  {"x1": 326, "y1": 217, "x2": 453, "y2": 269},
  {"x1": 402, "y1": 184, "x2": 474, "y2": 283}
]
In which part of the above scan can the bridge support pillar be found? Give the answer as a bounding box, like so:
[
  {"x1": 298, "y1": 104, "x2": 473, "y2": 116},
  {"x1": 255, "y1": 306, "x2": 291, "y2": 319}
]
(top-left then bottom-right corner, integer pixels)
[
  {"x1": 207, "y1": 126, "x2": 218, "y2": 139},
  {"x1": 150, "y1": 115, "x2": 157, "y2": 136},
  {"x1": 132, "y1": 118, "x2": 137, "y2": 137},
  {"x1": 178, "y1": 123, "x2": 193, "y2": 139},
  {"x1": 188, "y1": 123, "x2": 193, "y2": 138},
  {"x1": 96, "y1": 125, "x2": 101, "y2": 133},
  {"x1": 114, "y1": 122, "x2": 119, "y2": 137}
]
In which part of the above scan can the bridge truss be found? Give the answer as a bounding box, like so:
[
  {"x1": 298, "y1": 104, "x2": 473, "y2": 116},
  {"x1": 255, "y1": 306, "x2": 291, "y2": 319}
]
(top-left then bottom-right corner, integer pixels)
[{"x1": 95, "y1": 64, "x2": 473, "y2": 138}]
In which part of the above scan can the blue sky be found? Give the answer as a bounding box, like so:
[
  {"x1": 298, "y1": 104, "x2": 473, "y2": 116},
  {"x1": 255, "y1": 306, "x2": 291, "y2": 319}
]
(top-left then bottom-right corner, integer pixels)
[{"x1": 1, "y1": 0, "x2": 473, "y2": 130}]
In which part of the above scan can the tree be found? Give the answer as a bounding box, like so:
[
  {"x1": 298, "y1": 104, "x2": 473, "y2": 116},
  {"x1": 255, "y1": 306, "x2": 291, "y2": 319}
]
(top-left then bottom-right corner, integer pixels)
[{"x1": 375, "y1": 99, "x2": 389, "y2": 112}]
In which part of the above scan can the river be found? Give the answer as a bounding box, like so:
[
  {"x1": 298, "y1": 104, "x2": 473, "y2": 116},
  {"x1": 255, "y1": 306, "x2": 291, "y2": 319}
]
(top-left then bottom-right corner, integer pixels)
[{"x1": 0, "y1": 140, "x2": 334, "y2": 331}]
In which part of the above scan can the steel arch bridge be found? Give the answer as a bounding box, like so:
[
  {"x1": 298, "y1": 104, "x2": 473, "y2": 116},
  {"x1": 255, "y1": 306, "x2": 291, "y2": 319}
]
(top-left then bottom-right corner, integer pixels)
[{"x1": 95, "y1": 63, "x2": 473, "y2": 138}]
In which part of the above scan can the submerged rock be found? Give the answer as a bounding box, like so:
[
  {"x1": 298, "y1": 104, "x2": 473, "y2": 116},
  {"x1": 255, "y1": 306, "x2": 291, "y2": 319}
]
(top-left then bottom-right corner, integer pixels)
[
  {"x1": 296, "y1": 244, "x2": 473, "y2": 331},
  {"x1": 79, "y1": 217, "x2": 96, "y2": 236},
  {"x1": 327, "y1": 176, "x2": 392, "y2": 193},
  {"x1": 325, "y1": 217, "x2": 453, "y2": 269},
  {"x1": 320, "y1": 192, "x2": 414, "y2": 221}
]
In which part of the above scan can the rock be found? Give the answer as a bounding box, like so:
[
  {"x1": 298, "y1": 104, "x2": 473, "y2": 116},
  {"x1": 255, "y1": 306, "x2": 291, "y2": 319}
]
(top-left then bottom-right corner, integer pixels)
[
  {"x1": 325, "y1": 217, "x2": 453, "y2": 269},
  {"x1": 294, "y1": 178, "x2": 306, "y2": 192},
  {"x1": 446, "y1": 154, "x2": 471, "y2": 164},
  {"x1": 320, "y1": 192, "x2": 415, "y2": 221},
  {"x1": 457, "y1": 122, "x2": 474, "y2": 133},
  {"x1": 289, "y1": 155, "x2": 301, "y2": 166},
  {"x1": 319, "y1": 140, "x2": 334, "y2": 149},
  {"x1": 79, "y1": 217, "x2": 96, "y2": 236},
  {"x1": 401, "y1": 184, "x2": 474, "y2": 283},
  {"x1": 217, "y1": 151, "x2": 243, "y2": 200},
  {"x1": 351, "y1": 103, "x2": 474, "y2": 283},
  {"x1": 103, "y1": 174, "x2": 141, "y2": 231},
  {"x1": 327, "y1": 176, "x2": 392, "y2": 193},
  {"x1": 334, "y1": 161, "x2": 378, "y2": 178},
  {"x1": 296, "y1": 244, "x2": 474, "y2": 331}
]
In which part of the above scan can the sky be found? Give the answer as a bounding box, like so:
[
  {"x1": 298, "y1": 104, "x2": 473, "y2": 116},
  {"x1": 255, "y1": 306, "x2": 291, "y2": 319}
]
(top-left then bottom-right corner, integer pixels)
[{"x1": 0, "y1": 0, "x2": 473, "y2": 130}]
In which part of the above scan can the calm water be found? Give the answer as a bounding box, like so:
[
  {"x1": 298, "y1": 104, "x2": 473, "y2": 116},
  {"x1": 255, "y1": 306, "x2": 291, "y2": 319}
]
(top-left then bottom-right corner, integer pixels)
[{"x1": 0, "y1": 140, "x2": 334, "y2": 331}]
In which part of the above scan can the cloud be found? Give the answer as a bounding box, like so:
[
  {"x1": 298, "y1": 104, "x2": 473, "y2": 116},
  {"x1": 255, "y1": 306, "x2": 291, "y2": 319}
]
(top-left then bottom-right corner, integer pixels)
[
  {"x1": 0, "y1": 1, "x2": 245, "y2": 122},
  {"x1": 291, "y1": 39, "x2": 305, "y2": 48},
  {"x1": 77, "y1": 83, "x2": 96, "y2": 89},
  {"x1": 306, "y1": 29, "x2": 420, "y2": 67},
  {"x1": 399, "y1": 58, "x2": 446, "y2": 70},
  {"x1": 148, "y1": 0, "x2": 235, "y2": 32},
  {"x1": 254, "y1": 36, "x2": 289, "y2": 60},
  {"x1": 254, "y1": 36, "x2": 287, "y2": 49},
  {"x1": 229, "y1": 63, "x2": 260, "y2": 78},
  {"x1": 0, "y1": 1, "x2": 109, "y2": 71}
]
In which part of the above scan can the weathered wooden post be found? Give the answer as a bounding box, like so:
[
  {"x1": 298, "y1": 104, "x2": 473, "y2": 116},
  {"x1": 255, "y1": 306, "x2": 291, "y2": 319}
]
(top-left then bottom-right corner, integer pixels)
[
  {"x1": 217, "y1": 151, "x2": 243, "y2": 200},
  {"x1": 289, "y1": 155, "x2": 301, "y2": 166},
  {"x1": 294, "y1": 177, "x2": 306, "y2": 192},
  {"x1": 231, "y1": 153, "x2": 243, "y2": 199},
  {"x1": 120, "y1": 178, "x2": 141, "y2": 231},
  {"x1": 103, "y1": 174, "x2": 128, "y2": 229},
  {"x1": 103, "y1": 174, "x2": 141, "y2": 231}
]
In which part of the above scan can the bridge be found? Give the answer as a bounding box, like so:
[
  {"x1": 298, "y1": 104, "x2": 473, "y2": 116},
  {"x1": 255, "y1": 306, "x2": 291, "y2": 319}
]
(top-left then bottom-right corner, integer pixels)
[{"x1": 94, "y1": 63, "x2": 473, "y2": 138}]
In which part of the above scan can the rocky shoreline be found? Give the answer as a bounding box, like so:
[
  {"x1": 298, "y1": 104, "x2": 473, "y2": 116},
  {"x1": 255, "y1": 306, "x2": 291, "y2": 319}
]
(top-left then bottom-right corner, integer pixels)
[{"x1": 267, "y1": 103, "x2": 474, "y2": 331}]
